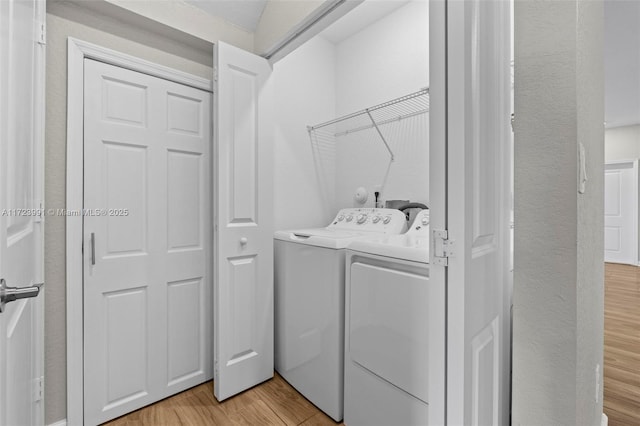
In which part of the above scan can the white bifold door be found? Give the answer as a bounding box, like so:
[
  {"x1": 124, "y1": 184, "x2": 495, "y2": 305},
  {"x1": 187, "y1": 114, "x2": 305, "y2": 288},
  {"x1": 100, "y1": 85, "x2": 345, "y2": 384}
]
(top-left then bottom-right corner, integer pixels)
[
  {"x1": 604, "y1": 161, "x2": 638, "y2": 265},
  {"x1": 83, "y1": 59, "x2": 212, "y2": 424},
  {"x1": 0, "y1": 0, "x2": 45, "y2": 425},
  {"x1": 431, "y1": 0, "x2": 512, "y2": 424},
  {"x1": 213, "y1": 41, "x2": 274, "y2": 401}
]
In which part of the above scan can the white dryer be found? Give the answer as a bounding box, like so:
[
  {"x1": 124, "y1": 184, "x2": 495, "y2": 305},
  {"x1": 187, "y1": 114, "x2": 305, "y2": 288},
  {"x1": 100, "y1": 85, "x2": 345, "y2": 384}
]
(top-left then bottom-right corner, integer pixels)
[
  {"x1": 274, "y1": 208, "x2": 407, "y2": 421},
  {"x1": 344, "y1": 209, "x2": 445, "y2": 426}
]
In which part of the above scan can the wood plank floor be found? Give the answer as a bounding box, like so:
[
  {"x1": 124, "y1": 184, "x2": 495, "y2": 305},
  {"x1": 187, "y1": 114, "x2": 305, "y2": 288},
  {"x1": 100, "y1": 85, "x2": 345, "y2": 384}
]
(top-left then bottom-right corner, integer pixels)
[
  {"x1": 103, "y1": 263, "x2": 639, "y2": 426},
  {"x1": 102, "y1": 373, "x2": 343, "y2": 426},
  {"x1": 604, "y1": 263, "x2": 640, "y2": 426}
]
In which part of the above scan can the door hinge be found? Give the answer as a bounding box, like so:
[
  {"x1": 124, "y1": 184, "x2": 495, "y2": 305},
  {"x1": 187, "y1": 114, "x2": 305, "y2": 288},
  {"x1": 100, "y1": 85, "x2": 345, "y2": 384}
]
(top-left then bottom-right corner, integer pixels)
[
  {"x1": 214, "y1": 359, "x2": 219, "y2": 378},
  {"x1": 213, "y1": 66, "x2": 218, "y2": 82},
  {"x1": 33, "y1": 376, "x2": 43, "y2": 402},
  {"x1": 37, "y1": 23, "x2": 46, "y2": 45},
  {"x1": 35, "y1": 201, "x2": 44, "y2": 223},
  {"x1": 433, "y1": 229, "x2": 454, "y2": 266}
]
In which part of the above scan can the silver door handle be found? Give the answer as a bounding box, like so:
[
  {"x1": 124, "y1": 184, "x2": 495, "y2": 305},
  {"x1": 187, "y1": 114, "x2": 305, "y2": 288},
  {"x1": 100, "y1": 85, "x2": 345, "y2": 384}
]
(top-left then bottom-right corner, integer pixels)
[
  {"x1": 0, "y1": 278, "x2": 43, "y2": 313},
  {"x1": 91, "y1": 232, "x2": 96, "y2": 265}
]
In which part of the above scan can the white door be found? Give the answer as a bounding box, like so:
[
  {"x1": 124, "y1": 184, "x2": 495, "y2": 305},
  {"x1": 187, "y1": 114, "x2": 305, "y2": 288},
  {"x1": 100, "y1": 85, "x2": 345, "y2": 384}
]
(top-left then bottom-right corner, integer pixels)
[
  {"x1": 604, "y1": 161, "x2": 638, "y2": 265},
  {"x1": 431, "y1": 0, "x2": 512, "y2": 424},
  {"x1": 83, "y1": 59, "x2": 212, "y2": 424},
  {"x1": 213, "y1": 41, "x2": 274, "y2": 401},
  {"x1": 0, "y1": 0, "x2": 46, "y2": 425}
]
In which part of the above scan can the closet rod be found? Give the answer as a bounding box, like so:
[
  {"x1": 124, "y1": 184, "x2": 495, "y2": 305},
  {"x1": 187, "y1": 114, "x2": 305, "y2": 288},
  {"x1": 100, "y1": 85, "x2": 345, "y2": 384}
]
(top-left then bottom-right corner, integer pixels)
[
  {"x1": 334, "y1": 109, "x2": 427, "y2": 137},
  {"x1": 307, "y1": 87, "x2": 428, "y2": 132}
]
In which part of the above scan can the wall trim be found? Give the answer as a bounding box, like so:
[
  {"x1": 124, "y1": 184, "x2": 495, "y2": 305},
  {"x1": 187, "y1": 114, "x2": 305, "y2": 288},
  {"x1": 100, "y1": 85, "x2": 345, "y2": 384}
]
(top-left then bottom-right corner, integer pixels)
[{"x1": 65, "y1": 37, "x2": 213, "y2": 426}]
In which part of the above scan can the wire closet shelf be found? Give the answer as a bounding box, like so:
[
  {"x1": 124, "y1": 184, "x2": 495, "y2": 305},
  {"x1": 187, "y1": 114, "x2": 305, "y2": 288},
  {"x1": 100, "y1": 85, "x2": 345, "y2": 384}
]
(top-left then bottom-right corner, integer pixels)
[{"x1": 307, "y1": 87, "x2": 429, "y2": 161}]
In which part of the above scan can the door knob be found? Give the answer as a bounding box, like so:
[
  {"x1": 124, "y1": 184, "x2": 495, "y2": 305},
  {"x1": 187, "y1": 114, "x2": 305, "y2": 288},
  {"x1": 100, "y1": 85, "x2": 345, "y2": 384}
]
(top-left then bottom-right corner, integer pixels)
[
  {"x1": 240, "y1": 237, "x2": 248, "y2": 246},
  {"x1": 0, "y1": 278, "x2": 43, "y2": 313}
]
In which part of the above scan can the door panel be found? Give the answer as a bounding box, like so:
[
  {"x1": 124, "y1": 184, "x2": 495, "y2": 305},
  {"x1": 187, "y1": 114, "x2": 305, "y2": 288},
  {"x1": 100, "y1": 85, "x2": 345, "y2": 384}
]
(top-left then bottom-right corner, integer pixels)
[
  {"x1": 445, "y1": 0, "x2": 512, "y2": 424},
  {"x1": 104, "y1": 142, "x2": 148, "y2": 255},
  {"x1": 604, "y1": 162, "x2": 638, "y2": 265},
  {"x1": 84, "y1": 59, "x2": 212, "y2": 424},
  {"x1": 214, "y1": 41, "x2": 274, "y2": 401},
  {"x1": 0, "y1": 0, "x2": 45, "y2": 425},
  {"x1": 104, "y1": 288, "x2": 148, "y2": 407},
  {"x1": 167, "y1": 92, "x2": 203, "y2": 135},
  {"x1": 167, "y1": 151, "x2": 202, "y2": 250},
  {"x1": 167, "y1": 278, "x2": 204, "y2": 384}
]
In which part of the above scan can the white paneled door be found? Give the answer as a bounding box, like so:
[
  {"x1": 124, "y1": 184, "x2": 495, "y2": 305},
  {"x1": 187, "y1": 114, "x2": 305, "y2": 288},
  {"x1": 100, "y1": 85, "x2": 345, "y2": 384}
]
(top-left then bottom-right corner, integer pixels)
[
  {"x1": 604, "y1": 161, "x2": 638, "y2": 265},
  {"x1": 83, "y1": 59, "x2": 212, "y2": 425},
  {"x1": 433, "y1": 0, "x2": 512, "y2": 424},
  {"x1": 0, "y1": 0, "x2": 45, "y2": 425},
  {"x1": 213, "y1": 42, "x2": 274, "y2": 401}
]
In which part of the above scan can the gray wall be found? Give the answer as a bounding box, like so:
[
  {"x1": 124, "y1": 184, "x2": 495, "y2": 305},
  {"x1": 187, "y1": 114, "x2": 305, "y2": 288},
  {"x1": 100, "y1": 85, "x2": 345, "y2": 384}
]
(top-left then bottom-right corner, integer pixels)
[
  {"x1": 605, "y1": 124, "x2": 640, "y2": 162},
  {"x1": 45, "y1": 2, "x2": 213, "y2": 423},
  {"x1": 513, "y1": 0, "x2": 604, "y2": 424}
]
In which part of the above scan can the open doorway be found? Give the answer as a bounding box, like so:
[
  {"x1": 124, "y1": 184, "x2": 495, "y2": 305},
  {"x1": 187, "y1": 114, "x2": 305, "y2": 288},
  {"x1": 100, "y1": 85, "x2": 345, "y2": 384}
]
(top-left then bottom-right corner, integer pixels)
[{"x1": 603, "y1": 1, "x2": 640, "y2": 424}]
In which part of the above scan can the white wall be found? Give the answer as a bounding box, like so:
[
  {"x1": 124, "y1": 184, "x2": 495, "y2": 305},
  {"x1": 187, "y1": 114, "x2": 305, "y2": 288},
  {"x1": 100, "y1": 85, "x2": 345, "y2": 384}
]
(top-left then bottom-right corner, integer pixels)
[
  {"x1": 334, "y1": 1, "x2": 429, "y2": 210},
  {"x1": 272, "y1": 0, "x2": 429, "y2": 228},
  {"x1": 273, "y1": 37, "x2": 337, "y2": 229},
  {"x1": 513, "y1": 0, "x2": 604, "y2": 423},
  {"x1": 605, "y1": 124, "x2": 640, "y2": 162},
  {"x1": 103, "y1": 0, "x2": 253, "y2": 50}
]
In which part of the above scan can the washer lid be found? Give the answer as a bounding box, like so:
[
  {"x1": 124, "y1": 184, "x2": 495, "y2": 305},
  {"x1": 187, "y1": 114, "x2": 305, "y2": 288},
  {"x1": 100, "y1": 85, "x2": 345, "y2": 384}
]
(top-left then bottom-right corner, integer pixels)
[{"x1": 274, "y1": 228, "x2": 369, "y2": 249}]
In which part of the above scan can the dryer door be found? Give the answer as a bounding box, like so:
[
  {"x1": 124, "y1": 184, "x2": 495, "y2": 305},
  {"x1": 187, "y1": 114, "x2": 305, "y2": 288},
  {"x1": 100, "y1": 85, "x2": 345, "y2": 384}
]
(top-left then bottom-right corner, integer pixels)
[{"x1": 349, "y1": 261, "x2": 439, "y2": 404}]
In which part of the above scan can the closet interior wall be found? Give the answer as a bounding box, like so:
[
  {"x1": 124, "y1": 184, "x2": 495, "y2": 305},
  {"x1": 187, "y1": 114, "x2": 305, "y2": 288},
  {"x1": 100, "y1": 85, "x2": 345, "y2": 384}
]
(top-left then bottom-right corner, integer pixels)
[{"x1": 273, "y1": 0, "x2": 430, "y2": 231}]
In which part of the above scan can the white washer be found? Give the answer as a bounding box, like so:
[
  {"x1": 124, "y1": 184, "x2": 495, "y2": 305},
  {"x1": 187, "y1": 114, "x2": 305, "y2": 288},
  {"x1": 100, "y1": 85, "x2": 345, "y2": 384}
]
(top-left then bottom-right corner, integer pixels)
[
  {"x1": 274, "y1": 208, "x2": 407, "y2": 421},
  {"x1": 344, "y1": 210, "x2": 445, "y2": 426}
]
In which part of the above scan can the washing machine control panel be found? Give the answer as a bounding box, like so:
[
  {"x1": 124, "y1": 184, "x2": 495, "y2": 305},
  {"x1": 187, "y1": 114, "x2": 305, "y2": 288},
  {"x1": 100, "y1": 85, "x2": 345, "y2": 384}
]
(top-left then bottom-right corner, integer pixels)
[
  {"x1": 407, "y1": 209, "x2": 430, "y2": 235},
  {"x1": 330, "y1": 208, "x2": 407, "y2": 234}
]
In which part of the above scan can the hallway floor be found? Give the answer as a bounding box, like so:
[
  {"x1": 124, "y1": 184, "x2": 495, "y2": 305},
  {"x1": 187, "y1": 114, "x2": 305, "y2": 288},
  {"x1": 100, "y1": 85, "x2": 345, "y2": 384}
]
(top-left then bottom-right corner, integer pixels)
[
  {"x1": 101, "y1": 264, "x2": 639, "y2": 425},
  {"x1": 102, "y1": 373, "x2": 342, "y2": 426},
  {"x1": 604, "y1": 263, "x2": 640, "y2": 426}
]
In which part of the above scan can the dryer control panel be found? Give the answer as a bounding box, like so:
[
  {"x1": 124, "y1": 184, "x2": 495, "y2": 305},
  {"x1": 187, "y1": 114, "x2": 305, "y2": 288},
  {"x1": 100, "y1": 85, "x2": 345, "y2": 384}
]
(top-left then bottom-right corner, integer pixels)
[
  {"x1": 329, "y1": 208, "x2": 407, "y2": 234},
  {"x1": 407, "y1": 209, "x2": 430, "y2": 235}
]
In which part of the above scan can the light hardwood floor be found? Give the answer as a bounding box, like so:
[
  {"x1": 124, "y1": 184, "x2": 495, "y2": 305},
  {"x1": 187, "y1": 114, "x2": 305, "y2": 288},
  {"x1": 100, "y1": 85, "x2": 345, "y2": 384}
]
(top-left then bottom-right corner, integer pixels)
[
  {"x1": 604, "y1": 263, "x2": 640, "y2": 426},
  {"x1": 103, "y1": 263, "x2": 639, "y2": 426},
  {"x1": 102, "y1": 373, "x2": 343, "y2": 426}
]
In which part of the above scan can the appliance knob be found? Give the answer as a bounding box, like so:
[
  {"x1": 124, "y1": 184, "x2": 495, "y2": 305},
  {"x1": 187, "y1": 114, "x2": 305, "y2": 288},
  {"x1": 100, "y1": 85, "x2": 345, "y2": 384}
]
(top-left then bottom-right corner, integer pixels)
[
  {"x1": 346, "y1": 215, "x2": 353, "y2": 222},
  {"x1": 356, "y1": 214, "x2": 367, "y2": 224},
  {"x1": 372, "y1": 216, "x2": 381, "y2": 224},
  {"x1": 337, "y1": 215, "x2": 344, "y2": 221},
  {"x1": 421, "y1": 217, "x2": 429, "y2": 226},
  {"x1": 383, "y1": 216, "x2": 391, "y2": 224}
]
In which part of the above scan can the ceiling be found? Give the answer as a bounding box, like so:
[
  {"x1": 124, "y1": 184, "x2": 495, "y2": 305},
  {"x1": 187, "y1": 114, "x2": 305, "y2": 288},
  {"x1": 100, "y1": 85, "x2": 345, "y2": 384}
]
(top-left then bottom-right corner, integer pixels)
[
  {"x1": 185, "y1": 0, "x2": 410, "y2": 42},
  {"x1": 319, "y1": 0, "x2": 409, "y2": 44},
  {"x1": 184, "y1": 0, "x2": 638, "y2": 128},
  {"x1": 605, "y1": 0, "x2": 640, "y2": 128},
  {"x1": 186, "y1": 0, "x2": 267, "y2": 32}
]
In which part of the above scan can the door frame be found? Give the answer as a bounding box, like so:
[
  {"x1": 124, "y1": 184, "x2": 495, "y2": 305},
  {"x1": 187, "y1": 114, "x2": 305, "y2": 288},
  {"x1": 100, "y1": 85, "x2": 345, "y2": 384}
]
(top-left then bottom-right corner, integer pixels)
[
  {"x1": 0, "y1": 0, "x2": 46, "y2": 423},
  {"x1": 65, "y1": 37, "x2": 212, "y2": 425},
  {"x1": 604, "y1": 158, "x2": 639, "y2": 265}
]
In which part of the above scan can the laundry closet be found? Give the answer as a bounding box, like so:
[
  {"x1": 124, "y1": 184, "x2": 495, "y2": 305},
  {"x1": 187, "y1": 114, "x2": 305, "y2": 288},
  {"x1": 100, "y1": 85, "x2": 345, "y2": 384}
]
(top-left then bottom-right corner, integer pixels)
[
  {"x1": 270, "y1": 1, "x2": 432, "y2": 424},
  {"x1": 2, "y1": 0, "x2": 518, "y2": 423},
  {"x1": 272, "y1": 0, "x2": 429, "y2": 230}
]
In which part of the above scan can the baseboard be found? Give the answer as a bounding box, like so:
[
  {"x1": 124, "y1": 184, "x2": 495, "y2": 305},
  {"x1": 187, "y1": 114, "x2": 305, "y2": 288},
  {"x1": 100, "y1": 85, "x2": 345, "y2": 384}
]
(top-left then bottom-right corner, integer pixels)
[
  {"x1": 602, "y1": 413, "x2": 608, "y2": 426},
  {"x1": 48, "y1": 419, "x2": 67, "y2": 426}
]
